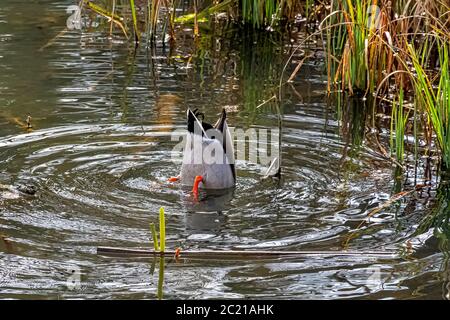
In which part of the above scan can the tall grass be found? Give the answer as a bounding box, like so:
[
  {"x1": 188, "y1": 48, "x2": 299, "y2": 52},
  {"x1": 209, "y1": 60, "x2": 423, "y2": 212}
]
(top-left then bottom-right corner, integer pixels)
[
  {"x1": 390, "y1": 88, "x2": 409, "y2": 163},
  {"x1": 321, "y1": 0, "x2": 450, "y2": 171},
  {"x1": 241, "y1": 0, "x2": 277, "y2": 28},
  {"x1": 239, "y1": 0, "x2": 304, "y2": 27},
  {"x1": 408, "y1": 37, "x2": 450, "y2": 169},
  {"x1": 83, "y1": 0, "x2": 305, "y2": 42},
  {"x1": 323, "y1": 0, "x2": 399, "y2": 95}
]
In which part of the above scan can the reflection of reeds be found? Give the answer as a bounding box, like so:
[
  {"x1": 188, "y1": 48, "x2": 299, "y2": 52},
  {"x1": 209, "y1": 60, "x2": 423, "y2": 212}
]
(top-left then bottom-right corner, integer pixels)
[
  {"x1": 191, "y1": 26, "x2": 283, "y2": 122},
  {"x1": 148, "y1": 207, "x2": 166, "y2": 299},
  {"x1": 239, "y1": 29, "x2": 282, "y2": 122},
  {"x1": 414, "y1": 178, "x2": 450, "y2": 243},
  {"x1": 335, "y1": 94, "x2": 366, "y2": 154},
  {"x1": 322, "y1": 0, "x2": 449, "y2": 96},
  {"x1": 323, "y1": 0, "x2": 399, "y2": 95}
]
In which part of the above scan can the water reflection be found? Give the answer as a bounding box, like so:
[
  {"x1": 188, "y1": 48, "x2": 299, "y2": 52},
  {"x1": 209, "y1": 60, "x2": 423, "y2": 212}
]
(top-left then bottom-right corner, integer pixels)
[
  {"x1": 182, "y1": 189, "x2": 235, "y2": 213},
  {"x1": 157, "y1": 257, "x2": 165, "y2": 300},
  {"x1": 415, "y1": 178, "x2": 450, "y2": 243}
]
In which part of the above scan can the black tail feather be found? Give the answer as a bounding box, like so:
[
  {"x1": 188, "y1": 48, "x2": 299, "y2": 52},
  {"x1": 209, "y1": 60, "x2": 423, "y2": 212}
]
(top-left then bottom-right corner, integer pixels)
[{"x1": 187, "y1": 108, "x2": 213, "y2": 134}]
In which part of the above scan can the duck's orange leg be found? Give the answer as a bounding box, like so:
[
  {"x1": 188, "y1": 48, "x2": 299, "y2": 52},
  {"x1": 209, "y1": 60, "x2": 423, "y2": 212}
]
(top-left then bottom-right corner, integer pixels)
[
  {"x1": 168, "y1": 176, "x2": 180, "y2": 182},
  {"x1": 192, "y1": 175, "x2": 203, "y2": 196}
]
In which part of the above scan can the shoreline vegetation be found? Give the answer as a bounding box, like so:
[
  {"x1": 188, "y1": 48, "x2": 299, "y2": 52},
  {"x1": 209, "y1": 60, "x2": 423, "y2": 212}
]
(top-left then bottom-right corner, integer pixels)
[
  {"x1": 56, "y1": 1, "x2": 449, "y2": 239},
  {"x1": 74, "y1": 0, "x2": 450, "y2": 174}
]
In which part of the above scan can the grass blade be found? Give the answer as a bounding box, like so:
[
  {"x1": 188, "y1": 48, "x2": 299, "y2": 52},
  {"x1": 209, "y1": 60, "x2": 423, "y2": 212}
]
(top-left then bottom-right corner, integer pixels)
[{"x1": 159, "y1": 207, "x2": 166, "y2": 252}]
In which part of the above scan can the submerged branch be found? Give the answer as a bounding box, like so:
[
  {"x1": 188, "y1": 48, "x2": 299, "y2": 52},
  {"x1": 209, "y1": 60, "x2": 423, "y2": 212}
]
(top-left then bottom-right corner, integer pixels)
[
  {"x1": 97, "y1": 246, "x2": 399, "y2": 259},
  {"x1": 343, "y1": 184, "x2": 428, "y2": 248}
]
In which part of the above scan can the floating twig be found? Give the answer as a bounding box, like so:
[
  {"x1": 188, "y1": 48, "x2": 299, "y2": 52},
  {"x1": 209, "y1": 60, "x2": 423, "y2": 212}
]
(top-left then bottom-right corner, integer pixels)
[
  {"x1": 39, "y1": 29, "x2": 68, "y2": 52},
  {"x1": 97, "y1": 246, "x2": 398, "y2": 259},
  {"x1": 4, "y1": 114, "x2": 34, "y2": 131},
  {"x1": 256, "y1": 95, "x2": 277, "y2": 109},
  {"x1": 287, "y1": 53, "x2": 314, "y2": 82}
]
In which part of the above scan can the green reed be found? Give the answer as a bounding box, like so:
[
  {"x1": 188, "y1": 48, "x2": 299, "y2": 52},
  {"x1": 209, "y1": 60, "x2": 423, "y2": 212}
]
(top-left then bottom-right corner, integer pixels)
[
  {"x1": 157, "y1": 256, "x2": 165, "y2": 299},
  {"x1": 408, "y1": 37, "x2": 450, "y2": 169},
  {"x1": 159, "y1": 207, "x2": 166, "y2": 252},
  {"x1": 150, "y1": 206, "x2": 166, "y2": 252},
  {"x1": 129, "y1": 0, "x2": 140, "y2": 42},
  {"x1": 321, "y1": 0, "x2": 450, "y2": 172},
  {"x1": 239, "y1": 29, "x2": 282, "y2": 122},
  {"x1": 83, "y1": 0, "x2": 305, "y2": 43},
  {"x1": 150, "y1": 223, "x2": 159, "y2": 251},
  {"x1": 323, "y1": 0, "x2": 393, "y2": 95},
  {"x1": 390, "y1": 88, "x2": 409, "y2": 163}
]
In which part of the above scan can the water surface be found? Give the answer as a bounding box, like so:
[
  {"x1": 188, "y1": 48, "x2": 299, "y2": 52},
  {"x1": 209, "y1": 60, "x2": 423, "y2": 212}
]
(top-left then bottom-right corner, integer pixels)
[{"x1": 0, "y1": 0, "x2": 449, "y2": 299}]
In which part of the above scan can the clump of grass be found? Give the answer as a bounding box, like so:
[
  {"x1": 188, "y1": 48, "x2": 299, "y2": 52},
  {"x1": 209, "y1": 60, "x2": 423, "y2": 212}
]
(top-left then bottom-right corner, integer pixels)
[
  {"x1": 321, "y1": 0, "x2": 450, "y2": 171},
  {"x1": 322, "y1": 0, "x2": 449, "y2": 96},
  {"x1": 241, "y1": 0, "x2": 277, "y2": 28},
  {"x1": 408, "y1": 36, "x2": 450, "y2": 169},
  {"x1": 322, "y1": 0, "x2": 400, "y2": 95},
  {"x1": 390, "y1": 88, "x2": 409, "y2": 163}
]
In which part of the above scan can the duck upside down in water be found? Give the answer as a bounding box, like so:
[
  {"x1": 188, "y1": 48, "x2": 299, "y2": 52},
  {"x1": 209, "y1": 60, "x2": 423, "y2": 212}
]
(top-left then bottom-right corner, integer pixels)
[{"x1": 169, "y1": 108, "x2": 236, "y2": 196}]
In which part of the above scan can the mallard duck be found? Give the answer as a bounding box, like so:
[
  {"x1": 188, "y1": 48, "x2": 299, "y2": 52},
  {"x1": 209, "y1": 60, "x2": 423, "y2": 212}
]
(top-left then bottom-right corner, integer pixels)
[{"x1": 169, "y1": 108, "x2": 236, "y2": 195}]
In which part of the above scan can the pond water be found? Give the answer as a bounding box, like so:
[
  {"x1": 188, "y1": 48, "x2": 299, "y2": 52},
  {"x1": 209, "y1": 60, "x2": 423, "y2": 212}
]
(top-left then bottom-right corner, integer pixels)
[{"x1": 0, "y1": 0, "x2": 449, "y2": 299}]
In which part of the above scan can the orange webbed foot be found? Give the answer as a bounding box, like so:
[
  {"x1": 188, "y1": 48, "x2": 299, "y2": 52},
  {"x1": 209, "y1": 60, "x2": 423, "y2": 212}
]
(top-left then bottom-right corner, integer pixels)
[{"x1": 192, "y1": 175, "x2": 203, "y2": 198}]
